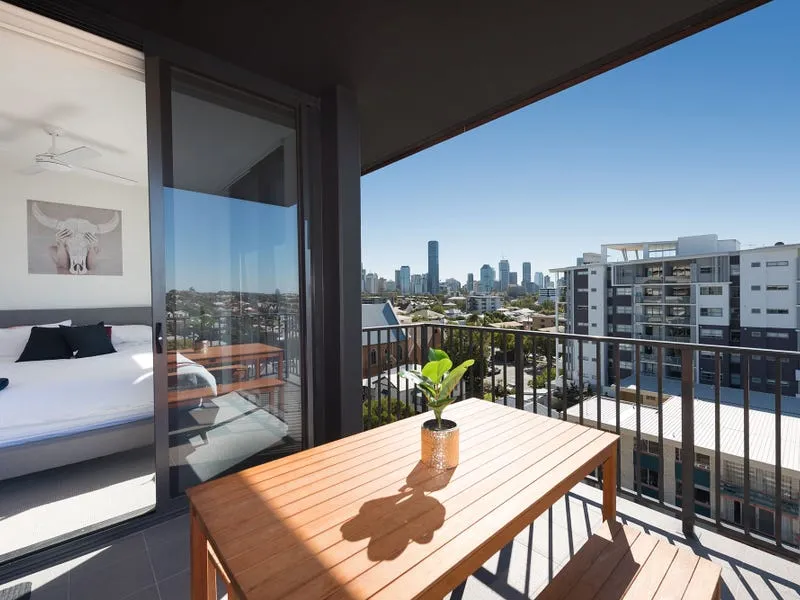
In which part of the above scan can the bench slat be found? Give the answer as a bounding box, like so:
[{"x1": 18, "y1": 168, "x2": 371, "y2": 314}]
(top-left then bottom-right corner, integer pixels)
[{"x1": 537, "y1": 522, "x2": 721, "y2": 600}]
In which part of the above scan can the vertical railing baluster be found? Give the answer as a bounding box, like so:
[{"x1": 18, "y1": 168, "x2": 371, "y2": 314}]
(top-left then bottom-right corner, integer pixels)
[
  {"x1": 743, "y1": 353, "x2": 751, "y2": 537},
  {"x1": 396, "y1": 327, "x2": 402, "y2": 421},
  {"x1": 491, "y1": 332, "x2": 496, "y2": 402},
  {"x1": 615, "y1": 343, "x2": 621, "y2": 490},
  {"x1": 635, "y1": 344, "x2": 642, "y2": 500},
  {"x1": 377, "y1": 329, "x2": 383, "y2": 425},
  {"x1": 714, "y1": 351, "x2": 721, "y2": 527},
  {"x1": 479, "y1": 329, "x2": 486, "y2": 401},
  {"x1": 657, "y1": 345, "x2": 665, "y2": 507},
  {"x1": 459, "y1": 328, "x2": 465, "y2": 400},
  {"x1": 503, "y1": 333, "x2": 508, "y2": 406},
  {"x1": 681, "y1": 346, "x2": 695, "y2": 539},
  {"x1": 404, "y1": 326, "x2": 411, "y2": 414},
  {"x1": 531, "y1": 333, "x2": 538, "y2": 415},
  {"x1": 596, "y1": 342, "x2": 601, "y2": 431},
  {"x1": 366, "y1": 330, "x2": 372, "y2": 430},
  {"x1": 546, "y1": 342, "x2": 553, "y2": 417},
  {"x1": 578, "y1": 340, "x2": 584, "y2": 426},
  {"x1": 515, "y1": 331, "x2": 524, "y2": 410},
  {"x1": 775, "y1": 357, "x2": 783, "y2": 548},
  {"x1": 561, "y1": 336, "x2": 568, "y2": 420},
  {"x1": 468, "y1": 330, "x2": 475, "y2": 399}
]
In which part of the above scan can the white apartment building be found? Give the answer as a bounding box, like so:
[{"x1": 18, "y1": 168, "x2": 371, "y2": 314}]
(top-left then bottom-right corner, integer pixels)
[
  {"x1": 551, "y1": 235, "x2": 800, "y2": 402},
  {"x1": 467, "y1": 294, "x2": 502, "y2": 313},
  {"x1": 567, "y1": 395, "x2": 800, "y2": 546}
]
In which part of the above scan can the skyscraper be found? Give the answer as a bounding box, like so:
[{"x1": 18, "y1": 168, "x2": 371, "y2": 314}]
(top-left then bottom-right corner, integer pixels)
[
  {"x1": 498, "y1": 259, "x2": 510, "y2": 291},
  {"x1": 399, "y1": 265, "x2": 411, "y2": 294},
  {"x1": 534, "y1": 271, "x2": 545, "y2": 288},
  {"x1": 522, "y1": 262, "x2": 531, "y2": 285},
  {"x1": 509, "y1": 271, "x2": 518, "y2": 285},
  {"x1": 544, "y1": 274, "x2": 552, "y2": 288},
  {"x1": 466, "y1": 273, "x2": 474, "y2": 293},
  {"x1": 479, "y1": 264, "x2": 494, "y2": 293},
  {"x1": 427, "y1": 241, "x2": 439, "y2": 295}
]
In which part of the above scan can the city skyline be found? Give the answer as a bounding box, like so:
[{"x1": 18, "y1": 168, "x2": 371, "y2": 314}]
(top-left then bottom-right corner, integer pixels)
[{"x1": 360, "y1": 1, "x2": 799, "y2": 283}]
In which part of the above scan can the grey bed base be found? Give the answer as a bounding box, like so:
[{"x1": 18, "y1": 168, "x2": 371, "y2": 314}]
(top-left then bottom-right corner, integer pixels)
[
  {"x1": 0, "y1": 419, "x2": 154, "y2": 481},
  {"x1": 0, "y1": 306, "x2": 155, "y2": 481}
]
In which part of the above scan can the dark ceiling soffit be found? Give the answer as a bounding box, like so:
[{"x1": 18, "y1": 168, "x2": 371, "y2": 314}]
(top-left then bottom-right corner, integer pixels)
[{"x1": 361, "y1": 0, "x2": 770, "y2": 175}]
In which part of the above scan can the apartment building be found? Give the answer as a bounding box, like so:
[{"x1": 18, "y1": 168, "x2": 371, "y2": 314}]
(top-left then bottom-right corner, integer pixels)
[
  {"x1": 552, "y1": 235, "x2": 800, "y2": 398},
  {"x1": 467, "y1": 294, "x2": 502, "y2": 314},
  {"x1": 566, "y1": 395, "x2": 800, "y2": 545}
]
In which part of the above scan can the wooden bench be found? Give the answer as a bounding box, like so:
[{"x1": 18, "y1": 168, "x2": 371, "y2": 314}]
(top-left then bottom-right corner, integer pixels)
[{"x1": 537, "y1": 521, "x2": 722, "y2": 599}]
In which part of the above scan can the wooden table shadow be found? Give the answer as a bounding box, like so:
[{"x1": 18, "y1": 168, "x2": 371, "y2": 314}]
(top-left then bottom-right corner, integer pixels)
[{"x1": 340, "y1": 461, "x2": 454, "y2": 561}]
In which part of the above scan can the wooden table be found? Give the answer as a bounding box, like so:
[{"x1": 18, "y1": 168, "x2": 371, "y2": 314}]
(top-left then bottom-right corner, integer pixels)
[
  {"x1": 169, "y1": 343, "x2": 285, "y2": 411},
  {"x1": 187, "y1": 398, "x2": 619, "y2": 600}
]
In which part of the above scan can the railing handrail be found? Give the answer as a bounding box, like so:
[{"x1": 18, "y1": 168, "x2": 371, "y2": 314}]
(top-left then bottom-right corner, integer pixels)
[{"x1": 362, "y1": 322, "x2": 800, "y2": 359}]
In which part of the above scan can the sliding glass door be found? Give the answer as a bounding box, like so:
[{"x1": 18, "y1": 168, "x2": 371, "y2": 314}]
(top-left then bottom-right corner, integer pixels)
[{"x1": 158, "y1": 69, "x2": 306, "y2": 496}]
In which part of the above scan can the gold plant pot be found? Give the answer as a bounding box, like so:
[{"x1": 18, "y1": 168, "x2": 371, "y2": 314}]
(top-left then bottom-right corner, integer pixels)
[{"x1": 420, "y1": 419, "x2": 459, "y2": 470}]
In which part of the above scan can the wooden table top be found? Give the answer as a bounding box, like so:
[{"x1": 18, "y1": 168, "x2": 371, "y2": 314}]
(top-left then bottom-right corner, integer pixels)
[
  {"x1": 173, "y1": 343, "x2": 283, "y2": 363},
  {"x1": 187, "y1": 398, "x2": 619, "y2": 600}
]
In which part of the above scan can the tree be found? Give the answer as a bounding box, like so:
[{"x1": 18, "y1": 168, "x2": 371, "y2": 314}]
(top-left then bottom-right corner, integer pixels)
[
  {"x1": 362, "y1": 398, "x2": 413, "y2": 429},
  {"x1": 439, "y1": 329, "x2": 489, "y2": 398},
  {"x1": 538, "y1": 300, "x2": 555, "y2": 314}
]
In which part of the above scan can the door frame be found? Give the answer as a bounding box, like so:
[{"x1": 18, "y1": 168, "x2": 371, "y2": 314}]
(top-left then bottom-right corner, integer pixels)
[{"x1": 144, "y1": 52, "x2": 319, "y2": 512}]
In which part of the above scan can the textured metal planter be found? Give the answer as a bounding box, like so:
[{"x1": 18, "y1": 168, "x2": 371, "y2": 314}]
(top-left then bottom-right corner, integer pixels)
[{"x1": 420, "y1": 419, "x2": 459, "y2": 470}]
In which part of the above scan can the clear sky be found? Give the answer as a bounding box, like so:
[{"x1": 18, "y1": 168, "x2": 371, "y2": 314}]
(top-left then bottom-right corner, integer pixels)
[
  {"x1": 361, "y1": 0, "x2": 800, "y2": 284},
  {"x1": 165, "y1": 188, "x2": 299, "y2": 294}
]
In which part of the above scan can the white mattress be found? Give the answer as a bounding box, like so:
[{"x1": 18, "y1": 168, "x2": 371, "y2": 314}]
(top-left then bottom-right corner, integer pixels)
[{"x1": 0, "y1": 345, "x2": 215, "y2": 448}]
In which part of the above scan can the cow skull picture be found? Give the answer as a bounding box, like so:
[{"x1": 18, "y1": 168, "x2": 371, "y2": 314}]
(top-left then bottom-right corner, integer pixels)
[{"x1": 29, "y1": 201, "x2": 121, "y2": 275}]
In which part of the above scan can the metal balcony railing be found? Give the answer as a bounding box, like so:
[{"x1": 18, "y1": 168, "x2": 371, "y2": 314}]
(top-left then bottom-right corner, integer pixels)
[{"x1": 362, "y1": 321, "x2": 800, "y2": 558}]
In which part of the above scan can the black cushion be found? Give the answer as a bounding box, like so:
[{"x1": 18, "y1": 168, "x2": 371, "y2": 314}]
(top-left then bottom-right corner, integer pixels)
[
  {"x1": 0, "y1": 378, "x2": 8, "y2": 391},
  {"x1": 16, "y1": 327, "x2": 73, "y2": 362},
  {"x1": 60, "y1": 322, "x2": 117, "y2": 359}
]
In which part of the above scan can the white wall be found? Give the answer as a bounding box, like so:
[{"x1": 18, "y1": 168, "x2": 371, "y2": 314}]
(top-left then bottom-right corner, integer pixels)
[
  {"x1": 740, "y1": 247, "x2": 798, "y2": 330},
  {"x1": 0, "y1": 168, "x2": 151, "y2": 309},
  {"x1": 696, "y1": 283, "x2": 729, "y2": 326}
]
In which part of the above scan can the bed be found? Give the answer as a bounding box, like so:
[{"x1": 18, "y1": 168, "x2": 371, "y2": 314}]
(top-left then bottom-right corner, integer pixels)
[{"x1": 0, "y1": 307, "x2": 216, "y2": 481}]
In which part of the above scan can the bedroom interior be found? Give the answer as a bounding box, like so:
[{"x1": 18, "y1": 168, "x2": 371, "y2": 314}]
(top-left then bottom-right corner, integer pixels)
[{"x1": 0, "y1": 1, "x2": 304, "y2": 565}]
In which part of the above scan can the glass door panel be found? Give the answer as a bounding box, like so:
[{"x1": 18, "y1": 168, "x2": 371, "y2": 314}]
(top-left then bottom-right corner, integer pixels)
[{"x1": 165, "y1": 70, "x2": 303, "y2": 496}]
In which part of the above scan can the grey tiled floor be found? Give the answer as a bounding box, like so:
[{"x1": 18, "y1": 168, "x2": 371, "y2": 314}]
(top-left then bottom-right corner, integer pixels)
[{"x1": 2, "y1": 483, "x2": 799, "y2": 599}]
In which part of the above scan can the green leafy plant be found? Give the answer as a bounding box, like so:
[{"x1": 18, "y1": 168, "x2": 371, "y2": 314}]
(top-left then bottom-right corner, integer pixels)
[{"x1": 402, "y1": 348, "x2": 474, "y2": 429}]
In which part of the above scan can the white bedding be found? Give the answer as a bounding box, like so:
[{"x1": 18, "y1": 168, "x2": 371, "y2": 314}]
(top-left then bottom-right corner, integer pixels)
[{"x1": 0, "y1": 345, "x2": 216, "y2": 448}]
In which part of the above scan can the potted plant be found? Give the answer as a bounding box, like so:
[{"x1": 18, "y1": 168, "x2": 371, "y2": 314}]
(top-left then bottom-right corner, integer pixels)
[{"x1": 403, "y1": 349, "x2": 474, "y2": 470}]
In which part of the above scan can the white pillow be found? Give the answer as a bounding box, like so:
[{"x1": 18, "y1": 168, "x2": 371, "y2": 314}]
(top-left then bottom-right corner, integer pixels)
[
  {"x1": 111, "y1": 324, "x2": 152, "y2": 347},
  {"x1": 0, "y1": 320, "x2": 72, "y2": 360}
]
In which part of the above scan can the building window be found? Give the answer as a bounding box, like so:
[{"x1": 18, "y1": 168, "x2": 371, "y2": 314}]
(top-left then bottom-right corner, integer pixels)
[
  {"x1": 638, "y1": 439, "x2": 661, "y2": 455},
  {"x1": 619, "y1": 360, "x2": 633, "y2": 369},
  {"x1": 766, "y1": 331, "x2": 789, "y2": 339},
  {"x1": 590, "y1": 323, "x2": 597, "y2": 328},
  {"x1": 616, "y1": 324, "x2": 632, "y2": 333},
  {"x1": 639, "y1": 468, "x2": 659, "y2": 489},
  {"x1": 752, "y1": 376, "x2": 762, "y2": 384},
  {"x1": 616, "y1": 305, "x2": 632, "y2": 314},
  {"x1": 695, "y1": 488, "x2": 711, "y2": 504},
  {"x1": 751, "y1": 308, "x2": 761, "y2": 314},
  {"x1": 590, "y1": 270, "x2": 597, "y2": 275},
  {"x1": 369, "y1": 348, "x2": 377, "y2": 365},
  {"x1": 751, "y1": 261, "x2": 761, "y2": 267},
  {"x1": 731, "y1": 373, "x2": 741, "y2": 385},
  {"x1": 766, "y1": 260, "x2": 789, "y2": 267},
  {"x1": 699, "y1": 286, "x2": 722, "y2": 296},
  {"x1": 766, "y1": 285, "x2": 789, "y2": 291},
  {"x1": 577, "y1": 288, "x2": 589, "y2": 293},
  {"x1": 577, "y1": 322, "x2": 588, "y2": 328},
  {"x1": 751, "y1": 331, "x2": 762, "y2": 337},
  {"x1": 700, "y1": 328, "x2": 723, "y2": 339},
  {"x1": 590, "y1": 288, "x2": 597, "y2": 292},
  {"x1": 577, "y1": 305, "x2": 588, "y2": 311},
  {"x1": 700, "y1": 308, "x2": 723, "y2": 317},
  {"x1": 751, "y1": 285, "x2": 761, "y2": 291},
  {"x1": 766, "y1": 308, "x2": 789, "y2": 315},
  {"x1": 699, "y1": 266, "x2": 713, "y2": 274},
  {"x1": 590, "y1": 305, "x2": 597, "y2": 310},
  {"x1": 699, "y1": 351, "x2": 716, "y2": 359},
  {"x1": 752, "y1": 355, "x2": 762, "y2": 360},
  {"x1": 616, "y1": 287, "x2": 632, "y2": 296}
]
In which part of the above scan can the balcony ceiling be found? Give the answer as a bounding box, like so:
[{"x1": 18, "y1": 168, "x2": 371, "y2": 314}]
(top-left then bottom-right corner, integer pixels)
[{"x1": 73, "y1": 0, "x2": 763, "y2": 173}]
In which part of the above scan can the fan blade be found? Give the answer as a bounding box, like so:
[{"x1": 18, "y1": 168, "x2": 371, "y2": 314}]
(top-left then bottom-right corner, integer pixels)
[
  {"x1": 56, "y1": 145, "x2": 101, "y2": 165},
  {"x1": 19, "y1": 164, "x2": 45, "y2": 175},
  {"x1": 74, "y1": 165, "x2": 137, "y2": 186}
]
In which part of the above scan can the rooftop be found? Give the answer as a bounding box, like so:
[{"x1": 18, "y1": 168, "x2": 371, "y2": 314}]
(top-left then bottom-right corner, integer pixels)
[{"x1": 567, "y1": 395, "x2": 800, "y2": 473}]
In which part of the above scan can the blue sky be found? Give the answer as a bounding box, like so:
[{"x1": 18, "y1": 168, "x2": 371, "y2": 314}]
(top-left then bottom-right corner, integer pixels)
[
  {"x1": 166, "y1": 188, "x2": 299, "y2": 294},
  {"x1": 361, "y1": 0, "x2": 800, "y2": 284}
]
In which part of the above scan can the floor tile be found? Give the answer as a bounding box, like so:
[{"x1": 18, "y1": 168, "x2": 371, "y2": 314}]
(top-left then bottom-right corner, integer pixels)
[
  {"x1": 143, "y1": 515, "x2": 188, "y2": 548},
  {"x1": 145, "y1": 534, "x2": 189, "y2": 583},
  {"x1": 69, "y1": 540, "x2": 155, "y2": 600},
  {"x1": 121, "y1": 585, "x2": 160, "y2": 600},
  {"x1": 156, "y1": 569, "x2": 189, "y2": 600}
]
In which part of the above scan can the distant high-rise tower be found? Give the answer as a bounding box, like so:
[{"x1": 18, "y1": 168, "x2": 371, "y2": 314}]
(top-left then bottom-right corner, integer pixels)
[
  {"x1": 498, "y1": 259, "x2": 510, "y2": 291},
  {"x1": 534, "y1": 271, "x2": 545, "y2": 288},
  {"x1": 428, "y1": 241, "x2": 439, "y2": 294},
  {"x1": 522, "y1": 262, "x2": 531, "y2": 284},
  {"x1": 509, "y1": 271, "x2": 518, "y2": 286},
  {"x1": 466, "y1": 273, "x2": 474, "y2": 293},
  {"x1": 479, "y1": 264, "x2": 494, "y2": 293},
  {"x1": 399, "y1": 265, "x2": 411, "y2": 294},
  {"x1": 544, "y1": 274, "x2": 552, "y2": 288}
]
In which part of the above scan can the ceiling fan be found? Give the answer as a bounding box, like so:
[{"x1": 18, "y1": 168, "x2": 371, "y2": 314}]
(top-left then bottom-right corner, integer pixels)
[{"x1": 19, "y1": 127, "x2": 137, "y2": 186}]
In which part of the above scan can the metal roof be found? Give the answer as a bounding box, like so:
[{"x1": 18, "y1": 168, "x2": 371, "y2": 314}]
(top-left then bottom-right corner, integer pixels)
[
  {"x1": 361, "y1": 303, "x2": 406, "y2": 346},
  {"x1": 567, "y1": 396, "x2": 800, "y2": 474}
]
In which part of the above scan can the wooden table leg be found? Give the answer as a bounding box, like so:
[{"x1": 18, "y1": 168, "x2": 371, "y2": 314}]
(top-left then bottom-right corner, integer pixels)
[
  {"x1": 602, "y1": 441, "x2": 618, "y2": 522},
  {"x1": 190, "y1": 506, "x2": 216, "y2": 600}
]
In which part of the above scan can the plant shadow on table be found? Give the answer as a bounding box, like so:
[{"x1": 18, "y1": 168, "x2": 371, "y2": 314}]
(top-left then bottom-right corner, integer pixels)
[{"x1": 340, "y1": 461, "x2": 454, "y2": 561}]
